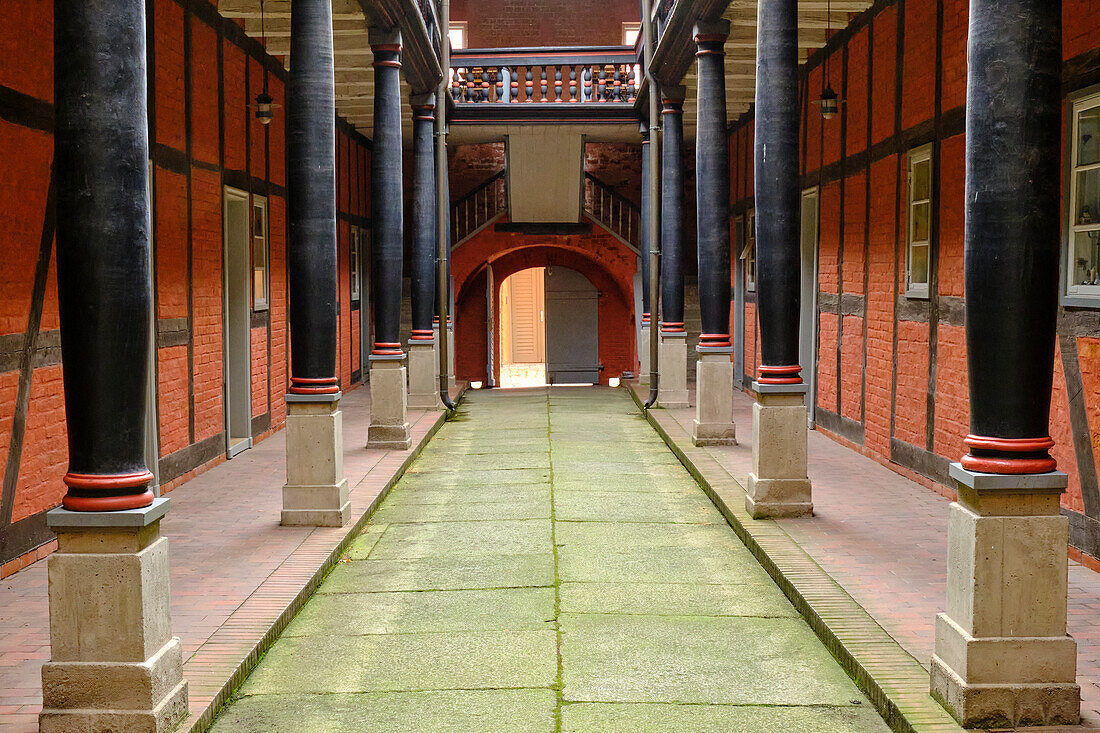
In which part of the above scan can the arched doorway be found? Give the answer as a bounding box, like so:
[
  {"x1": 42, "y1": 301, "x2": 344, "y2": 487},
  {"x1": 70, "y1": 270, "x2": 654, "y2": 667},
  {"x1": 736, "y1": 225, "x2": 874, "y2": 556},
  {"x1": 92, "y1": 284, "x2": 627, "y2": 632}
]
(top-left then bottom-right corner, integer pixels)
[{"x1": 497, "y1": 265, "x2": 599, "y2": 387}]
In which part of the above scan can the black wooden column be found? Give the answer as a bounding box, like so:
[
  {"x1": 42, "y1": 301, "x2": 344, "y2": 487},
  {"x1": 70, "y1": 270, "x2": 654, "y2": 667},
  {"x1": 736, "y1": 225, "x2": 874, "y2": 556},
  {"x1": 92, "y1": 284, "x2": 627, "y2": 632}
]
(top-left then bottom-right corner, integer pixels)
[
  {"x1": 55, "y1": 0, "x2": 154, "y2": 510},
  {"x1": 287, "y1": 0, "x2": 339, "y2": 395},
  {"x1": 962, "y1": 0, "x2": 1061, "y2": 474},
  {"x1": 696, "y1": 21, "x2": 732, "y2": 348},
  {"x1": 754, "y1": 0, "x2": 801, "y2": 384},
  {"x1": 640, "y1": 122, "x2": 653, "y2": 324},
  {"x1": 660, "y1": 87, "x2": 686, "y2": 335},
  {"x1": 410, "y1": 94, "x2": 437, "y2": 344},
  {"x1": 370, "y1": 30, "x2": 404, "y2": 357}
]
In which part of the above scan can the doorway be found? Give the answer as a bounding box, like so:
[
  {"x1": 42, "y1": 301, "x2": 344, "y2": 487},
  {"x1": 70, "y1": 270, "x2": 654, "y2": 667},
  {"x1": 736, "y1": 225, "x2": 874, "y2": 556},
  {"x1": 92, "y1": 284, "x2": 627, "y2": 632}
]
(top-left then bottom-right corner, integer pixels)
[
  {"x1": 799, "y1": 188, "x2": 820, "y2": 423},
  {"x1": 500, "y1": 267, "x2": 546, "y2": 388},
  {"x1": 544, "y1": 266, "x2": 599, "y2": 384},
  {"x1": 223, "y1": 187, "x2": 253, "y2": 457}
]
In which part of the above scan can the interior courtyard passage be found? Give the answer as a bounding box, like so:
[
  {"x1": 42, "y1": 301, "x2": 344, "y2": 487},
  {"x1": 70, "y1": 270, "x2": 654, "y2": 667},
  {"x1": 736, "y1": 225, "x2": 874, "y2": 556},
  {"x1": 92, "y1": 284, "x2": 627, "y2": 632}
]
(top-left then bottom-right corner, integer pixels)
[{"x1": 210, "y1": 388, "x2": 888, "y2": 732}]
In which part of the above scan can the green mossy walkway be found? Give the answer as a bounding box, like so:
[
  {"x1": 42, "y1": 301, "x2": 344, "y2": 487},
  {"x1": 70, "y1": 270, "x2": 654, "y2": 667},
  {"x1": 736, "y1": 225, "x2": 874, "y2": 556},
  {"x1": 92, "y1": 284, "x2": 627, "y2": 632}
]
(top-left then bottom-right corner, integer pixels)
[{"x1": 211, "y1": 387, "x2": 889, "y2": 732}]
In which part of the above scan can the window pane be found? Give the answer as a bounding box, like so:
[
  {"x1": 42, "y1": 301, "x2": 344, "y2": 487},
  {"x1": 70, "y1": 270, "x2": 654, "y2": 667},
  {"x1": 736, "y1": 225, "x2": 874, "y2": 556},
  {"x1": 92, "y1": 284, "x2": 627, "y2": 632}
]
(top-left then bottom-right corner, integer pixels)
[
  {"x1": 912, "y1": 157, "x2": 931, "y2": 201},
  {"x1": 1075, "y1": 168, "x2": 1100, "y2": 226},
  {"x1": 1072, "y1": 231, "x2": 1100, "y2": 286},
  {"x1": 1078, "y1": 106, "x2": 1100, "y2": 167},
  {"x1": 912, "y1": 201, "x2": 930, "y2": 242},
  {"x1": 253, "y1": 237, "x2": 267, "y2": 306},
  {"x1": 910, "y1": 243, "x2": 929, "y2": 286}
]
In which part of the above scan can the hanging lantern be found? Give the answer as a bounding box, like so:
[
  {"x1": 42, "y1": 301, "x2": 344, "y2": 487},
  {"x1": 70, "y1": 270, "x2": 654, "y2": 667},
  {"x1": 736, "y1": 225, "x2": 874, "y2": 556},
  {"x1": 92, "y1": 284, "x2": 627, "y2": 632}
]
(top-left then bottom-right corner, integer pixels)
[
  {"x1": 814, "y1": 0, "x2": 842, "y2": 120},
  {"x1": 817, "y1": 83, "x2": 839, "y2": 120},
  {"x1": 254, "y1": 91, "x2": 275, "y2": 125}
]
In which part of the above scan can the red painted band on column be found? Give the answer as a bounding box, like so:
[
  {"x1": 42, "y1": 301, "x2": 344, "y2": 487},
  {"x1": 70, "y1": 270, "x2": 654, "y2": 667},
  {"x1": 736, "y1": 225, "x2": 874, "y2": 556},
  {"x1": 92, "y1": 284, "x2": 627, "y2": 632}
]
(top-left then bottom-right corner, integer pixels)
[
  {"x1": 660, "y1": 321, "x2": 686, "y2": 333},
  {"x1": 757, "y1": 364, "x2": 803, "y2": 384},
  {"x1": 289, "y1": 376, "x2": 340, "y2": 395},
  {"x1": 62, "y1": 470, "x2": 155, "y2": 511},
  {"x1": 373, "y1": 61, "x2": 402, "y2": 69},
  {"x1": 372, "y1": 341, "x2": 404, "y2": 356},
  {"x1": 410, "y1": 329, "x2": 435, "y2": 341},
  {"x1": 961, "y1": 435, "x2": 1057, "y2": 474},
  {"x1": 699, "y1": 333, "x2": 732, "y2": 347},
  {"x1": 370, "y1": 44, "x2": 402, "y2": 53}
]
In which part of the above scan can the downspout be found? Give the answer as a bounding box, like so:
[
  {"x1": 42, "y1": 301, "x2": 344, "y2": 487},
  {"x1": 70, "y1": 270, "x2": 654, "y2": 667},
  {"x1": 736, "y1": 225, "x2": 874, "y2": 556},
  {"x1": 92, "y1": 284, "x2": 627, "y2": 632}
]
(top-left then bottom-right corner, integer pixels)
[
  {"x1": 642, "y1": 0, "x2": 661, "y2": 408},
  {"x1": 436, "y1": 0, "x2": 456, "y2": 411}
]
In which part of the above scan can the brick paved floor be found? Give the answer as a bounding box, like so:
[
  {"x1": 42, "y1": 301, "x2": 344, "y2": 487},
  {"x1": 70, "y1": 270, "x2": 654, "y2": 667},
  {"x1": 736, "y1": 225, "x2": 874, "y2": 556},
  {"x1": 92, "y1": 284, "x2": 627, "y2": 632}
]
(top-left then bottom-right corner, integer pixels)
[
  {"x1": 0, "y1": 387, "x2": 450, "y2": 733},
  {"x1": 210, "y1": 387, "x2": 890, "y2": 732},
  {"x1": 661, "y1": 386, "x2": 1100, "y2": 732}
]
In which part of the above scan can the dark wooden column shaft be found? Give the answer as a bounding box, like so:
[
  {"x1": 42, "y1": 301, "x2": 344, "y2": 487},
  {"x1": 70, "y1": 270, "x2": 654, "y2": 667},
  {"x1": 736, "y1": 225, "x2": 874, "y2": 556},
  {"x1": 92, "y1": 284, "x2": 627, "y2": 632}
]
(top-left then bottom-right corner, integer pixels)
[
  {"x1": 287, "y1": 0, "x2": 339, "y2": 394},
  {"x1": 55, "y1": 0, "x2": 155, "y2": 510},
  {"x1": 754, "y1": 0, "x2": 802, "y2": 384},
  {"x1": 640, "y1": 126, "x2": 652, "y2": 321},
  {"x1": 660, "y1": 92, "x2": 686, "y2": 332},
  {"x1": 410, "y1": 98, "x2": 437, "y2": 341},
  {"x1": 963, "y1": 0, "x2": 1062, "y2": 473},
  {"x1": 696, "y1": 22, "x2": 732, "y2": 348},
  {"x1": 371, "y1": 33, "x2": 405, "y2": 355}
]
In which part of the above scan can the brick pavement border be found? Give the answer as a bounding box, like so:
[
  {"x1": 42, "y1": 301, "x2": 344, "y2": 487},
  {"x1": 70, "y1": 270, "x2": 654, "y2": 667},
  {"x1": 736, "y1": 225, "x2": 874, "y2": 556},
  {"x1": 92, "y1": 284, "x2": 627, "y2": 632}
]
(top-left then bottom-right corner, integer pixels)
[
  {"x1": 183, "y1": 389, "x2": 468, "y2": 733},
  {"x1": 626, "y1": 383, "x2": 965, "y2": 733}
]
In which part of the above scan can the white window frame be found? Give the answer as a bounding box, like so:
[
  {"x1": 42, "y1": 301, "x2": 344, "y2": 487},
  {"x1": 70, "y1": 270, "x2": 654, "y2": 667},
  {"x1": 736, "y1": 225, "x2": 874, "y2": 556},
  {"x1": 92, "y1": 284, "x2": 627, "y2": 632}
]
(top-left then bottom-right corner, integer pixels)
[
  {"x1": 448, "y1": 21, "x2": 467, "y2": 50},
  {"x1": 741, "y1": 209, "x2": 757, "y2": 292},
  {"x1": 622, "y1": 22, "x2": 641, "y2": 47},
  {"x1": 906, "y1": 145, "x2": 932, "y2": 299},
  {"x1": 350, "y1": 226, "x2": 362, "y2": 303},
  {"x1": 251, "y1": 196, "x2": 269, "y2": 311},
  {"x1": 1066, "y1": 91, "x2": 1100, "y2": 304}
]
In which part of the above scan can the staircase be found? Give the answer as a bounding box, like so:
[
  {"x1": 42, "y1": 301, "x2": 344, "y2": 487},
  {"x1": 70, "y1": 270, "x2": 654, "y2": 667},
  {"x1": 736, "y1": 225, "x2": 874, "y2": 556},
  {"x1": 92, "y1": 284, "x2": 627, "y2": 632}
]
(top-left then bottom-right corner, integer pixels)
[
  {"x1": 451, "y1": 170, "x2": 507, "y2": 247},
  {"x1": 583, "y1": 172, "x2": 640, "y2": 250}
]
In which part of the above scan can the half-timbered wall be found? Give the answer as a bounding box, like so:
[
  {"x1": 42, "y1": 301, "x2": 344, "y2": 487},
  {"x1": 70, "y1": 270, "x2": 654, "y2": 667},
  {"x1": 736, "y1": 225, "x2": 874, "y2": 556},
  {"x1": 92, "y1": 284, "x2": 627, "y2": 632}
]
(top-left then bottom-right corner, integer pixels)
[
  {"x1": 729, "y1": 0, "x2": 1100, "y2": 563},
  {"x1": 0, "y1": 0, "x2": 371, "y2": 575}
]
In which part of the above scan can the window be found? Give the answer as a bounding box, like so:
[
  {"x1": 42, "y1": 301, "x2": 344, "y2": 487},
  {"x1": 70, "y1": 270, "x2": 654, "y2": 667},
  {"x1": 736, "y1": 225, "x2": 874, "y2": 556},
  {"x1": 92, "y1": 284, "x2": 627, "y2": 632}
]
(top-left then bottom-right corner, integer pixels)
[
  {"x1": 622, "y1": 22, "x2": 641, "y2": 46},
  {"x1": 350, "y1": 227, "x2": 362, "y2": 303},
  {"x1": 1068, "y1": 93, "x2": 1100, "y2": 301},
  {"x1": 741, "y1": 210, "x2": 757, "y2": 292},
  {"x1": 906, "y1": 145, "x2": 932, "y2": 298},
  {"x1": 252, "y1": 197, "x2": 269, "y2": 310},
  {"x1": 448, "y1": 21, "x2": 467, "y2": 50}
]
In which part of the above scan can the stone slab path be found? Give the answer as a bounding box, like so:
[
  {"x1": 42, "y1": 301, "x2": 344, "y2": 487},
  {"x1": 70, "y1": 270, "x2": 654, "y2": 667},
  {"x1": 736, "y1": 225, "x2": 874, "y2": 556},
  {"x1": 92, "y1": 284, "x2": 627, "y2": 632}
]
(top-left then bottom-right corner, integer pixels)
[{"x1": 210, "y1": 387, "x2": 889, "y2": 732}]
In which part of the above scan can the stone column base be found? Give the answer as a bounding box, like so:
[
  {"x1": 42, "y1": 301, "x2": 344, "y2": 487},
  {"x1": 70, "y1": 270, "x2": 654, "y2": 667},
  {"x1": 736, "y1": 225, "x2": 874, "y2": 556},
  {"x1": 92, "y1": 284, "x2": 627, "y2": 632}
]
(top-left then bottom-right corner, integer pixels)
[
  {"x1": 746, "y1": 383, "x2": 812, "y2": 519},
  {"x1": 657, "y1": 332, "x2": 689, "y2": 408},
  {"x1": 930, "y1": 465, "x2": 1079, "y2": 728},
  {"x1": 638, "y1": 325, "x2": 651, "y2": 386},
  {"x1": 407, "y1": 339, "x2": 440, "y2": 410},
  {"x1": 41, "y1": 500, "x2": 188, "y2": 733},
  {"x1": 693, "y1": 348, "x2": 736, "y2": 446},
  {"x1": 368, "y1": 356, "x2": 412, "y2": 450},
  {"x1": 282, "y1": 395, "x2": 351, "y2": 527}
]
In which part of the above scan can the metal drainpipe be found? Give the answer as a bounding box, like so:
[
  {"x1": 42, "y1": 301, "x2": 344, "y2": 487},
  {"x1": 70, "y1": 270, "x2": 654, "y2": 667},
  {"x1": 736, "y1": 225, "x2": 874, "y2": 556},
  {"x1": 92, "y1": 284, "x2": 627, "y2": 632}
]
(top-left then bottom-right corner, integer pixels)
[
  {"x1": 642, "y1": 0, "x2": 661, "y2": 408},
  {"x1": 436, "y1": 0, "x2": 456, "y2": 411}
]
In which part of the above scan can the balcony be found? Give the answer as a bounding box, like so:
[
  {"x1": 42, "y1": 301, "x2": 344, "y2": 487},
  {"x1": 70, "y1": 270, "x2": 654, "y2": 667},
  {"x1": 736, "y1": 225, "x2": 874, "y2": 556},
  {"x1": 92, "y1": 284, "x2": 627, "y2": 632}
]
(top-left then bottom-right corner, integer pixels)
[{"x1": 449, "y1": 46, "x2": 641, "y2": 124}]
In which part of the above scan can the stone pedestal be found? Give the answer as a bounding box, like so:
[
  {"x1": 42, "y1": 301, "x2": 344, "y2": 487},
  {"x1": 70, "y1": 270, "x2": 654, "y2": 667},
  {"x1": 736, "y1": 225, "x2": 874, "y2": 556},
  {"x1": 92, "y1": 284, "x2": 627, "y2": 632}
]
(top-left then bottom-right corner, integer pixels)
[
  {"x1": 746, "y1": 383, "x2": 812, "y2": 518},
  {"x1": 693, "y1": 348, "x2": 736, "y2": 446},
  {"x1": 930, "y1": 465, "x2": 1079, "y2": 729},
  {"x1": 40, "y1": 500, "x2": 188, "y2": 733},
  {"x1": 638, "y1": 326, "x2": 651, "y2": 386},
  {"x1": 407, "y1": 339, "x2": 439, "y2": 410},
  {"x1": 657, "y1": 332, "x2": 689, "y2": 408},
  {"x1": 368, "y1": 356, "x2": 412, "y2": 449},
  {"x1": 282, "y1": 395, "x2": 351, "y2": 526}
]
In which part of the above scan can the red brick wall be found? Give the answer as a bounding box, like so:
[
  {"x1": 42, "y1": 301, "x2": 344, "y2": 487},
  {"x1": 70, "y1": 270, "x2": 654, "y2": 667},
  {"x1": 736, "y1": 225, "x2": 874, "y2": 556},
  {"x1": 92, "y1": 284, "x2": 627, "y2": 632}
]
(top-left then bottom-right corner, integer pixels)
[
  {"x1": 451, "y1": 0, "x2": 638, "y2": 48},
  {"x1": 729, "y1": 0, "x2": 1100, "y2": 555},
  {"x1": 0, "y1": 0, "x2": 370, "y2": 574},
  {"x1": 453, "y1": 217, "x2": 638, "y2": 384}
]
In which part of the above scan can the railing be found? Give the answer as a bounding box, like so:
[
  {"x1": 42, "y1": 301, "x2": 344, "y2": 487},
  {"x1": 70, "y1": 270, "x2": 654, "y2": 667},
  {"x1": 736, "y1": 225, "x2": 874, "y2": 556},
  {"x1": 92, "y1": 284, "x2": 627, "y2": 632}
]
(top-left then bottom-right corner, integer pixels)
[
  {"x1": 584, "y1": 173, "x2": 640, "y2": 248},
  {"x1": 452, "y1": 170, "x2": 508, "y2": 246},
  {"x1": 449, "y1": 47, "x2": 639, "y2": 105}
]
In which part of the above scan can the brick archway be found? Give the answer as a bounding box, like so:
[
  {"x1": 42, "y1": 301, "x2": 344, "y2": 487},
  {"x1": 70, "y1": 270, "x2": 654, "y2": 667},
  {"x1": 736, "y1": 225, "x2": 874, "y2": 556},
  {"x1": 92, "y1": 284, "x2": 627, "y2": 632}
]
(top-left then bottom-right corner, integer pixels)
[{"x1": 455, "y1": 242, "x2": 637, "y2": 385}]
